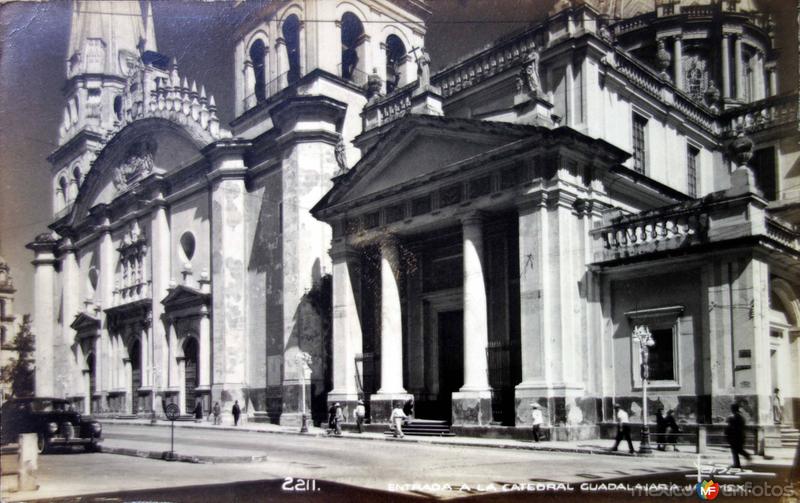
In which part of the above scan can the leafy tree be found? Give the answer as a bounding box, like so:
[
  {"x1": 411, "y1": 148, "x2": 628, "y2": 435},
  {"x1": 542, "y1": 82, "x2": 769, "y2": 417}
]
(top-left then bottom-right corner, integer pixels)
[{"x1": 1, "y1": 314, "x2": 35, "y2": 398}]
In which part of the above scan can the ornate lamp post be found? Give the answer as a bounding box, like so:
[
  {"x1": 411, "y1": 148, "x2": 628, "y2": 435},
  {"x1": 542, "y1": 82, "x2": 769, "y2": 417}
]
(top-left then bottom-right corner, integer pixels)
[
  {"x1": 633, "y1": 325, "x2": 655, "y2": 454},
  {"x1": 295, "y1": 352, "x2": 312, "y2": 433}
]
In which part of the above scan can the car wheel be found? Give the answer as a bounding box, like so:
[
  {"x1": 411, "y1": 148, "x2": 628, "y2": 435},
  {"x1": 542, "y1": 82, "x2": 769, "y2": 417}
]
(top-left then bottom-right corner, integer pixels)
[
  {"x1": 37, "y1": 434, "x2": 49, "y2": 454},
  {"x1": 85, "y1": 440, "x2": 99, "y2": 453}
]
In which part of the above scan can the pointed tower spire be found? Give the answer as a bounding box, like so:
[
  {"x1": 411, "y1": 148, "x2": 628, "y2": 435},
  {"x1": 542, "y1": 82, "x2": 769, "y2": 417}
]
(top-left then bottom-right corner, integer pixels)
[
  {"x1": 143, "y1": 1, "x2": 158, "y2": 53},
  {"x1": 67, "y1": 1, "x2": 148, "y2": 79}
]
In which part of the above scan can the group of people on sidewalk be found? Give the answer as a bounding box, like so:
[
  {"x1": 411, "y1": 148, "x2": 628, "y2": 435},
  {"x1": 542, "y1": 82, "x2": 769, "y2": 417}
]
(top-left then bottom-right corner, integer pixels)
[
  {"x1": 191, "y1": 399, "x2": 241, "y2": 426},
  {"x1": 326, "y1": 398, "x2": 412, "y2": 438}
]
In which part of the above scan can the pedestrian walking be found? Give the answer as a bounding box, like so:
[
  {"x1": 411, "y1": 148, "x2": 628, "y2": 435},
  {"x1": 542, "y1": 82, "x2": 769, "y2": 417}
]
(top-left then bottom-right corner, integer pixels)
[
  {"x1": 610, "y1": 403, "x2": 634, "y2": 454},
  {"x1": 655, "y1": 407, "x2": 666, "y2": 451},
  {"x1": 354, "y1": 400, "x2": 366, "y2": 433},
  {"x1": 390, "y1": 405, "x2": 407, "y2": 438},
  {"x1": 334, "y1": 402, "x2": 344, "y2": 436},
  {"x1": 665, "y1": 409, "x2": 680, "y2": 451},
  {"x1": 772, "y1": 388, "x2": 784, "y2": 425},
  {"x1": 725, "y1": 403, "x2": 751, "y2": 469},
  {"x1": 193, "y1": 400, "x2": 203, "y2": 423},
  {"x1": 531, "y1": 403, "x2": 543, "y2": 443},
  {"x1": 232, "y1": 400, "x2": 241, "y2": 426},
  {"x1": 327, "y1": 403, "x2": 336, "y2": 435},
  {"x1": 211, "y1": 402, "x2": 221, "y2": 425}
]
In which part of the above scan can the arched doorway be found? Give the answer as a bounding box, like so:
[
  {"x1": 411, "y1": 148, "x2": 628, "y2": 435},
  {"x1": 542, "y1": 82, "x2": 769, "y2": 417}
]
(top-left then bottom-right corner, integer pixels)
[
  {"x1": 385, "y1": 34, "x2": 406, "y2": 93},
  {"x1": 183, "y1": 338, "x2": 199, "y2": 413},
  {"x1": 130, "y1": 340, "x2": 141, "y2": 414},
  {"x1": 340, "y1": 13, "x2": 365, "y2": 82},
  {"x1": 283, "y1": 15, "x2": 301, "y2": 85}
]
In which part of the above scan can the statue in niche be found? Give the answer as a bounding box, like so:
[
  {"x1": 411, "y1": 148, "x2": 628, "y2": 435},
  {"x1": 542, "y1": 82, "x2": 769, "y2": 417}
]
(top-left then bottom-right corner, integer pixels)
[
  {"x1": 334, "y1": 138, "x2": 348, "y2": 176},
  {"x1": 113, "y1": 136, "x2": 157, "y2": 191},
  {"x1": 516, "y1": 43, "x2": 541, "y2": 97}
]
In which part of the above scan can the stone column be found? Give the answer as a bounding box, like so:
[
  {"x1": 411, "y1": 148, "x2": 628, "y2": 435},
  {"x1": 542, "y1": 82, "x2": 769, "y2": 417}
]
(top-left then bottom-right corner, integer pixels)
[
  {"x1": 61, "y1": 241, "x2": 81, "y2": 397},
  {"x1": 755, "y1": 51, "x2": 765, "y2": 100},
  {"x1": 767, "y1": 67, "x2": 777, "y2": 96},
  {"x1": 28, "y1": 235, "x2": 58, "y2": 397},
  {"x1": 124, "y1": 358, "x2": 133, "y2": 413},
  {"x1": 199, "y1": 309, "x2": 211, "y2": 388},
  {"x1": 275, "y1": 37, "x2": 288, "y2": 89},
  {"x1": 452, "y1": 212, "x2": 492, "y2": 425},
  {"x1": 734, "y1": 35, "x2": 744, "y2": 100},
  {"x1": 167, "y1": 320, "x2": 178, "y2": 387},
  {"x1": 721, "y1": 35, "x2": 731, "y2": 98},
  {"x1": 328, "y1": 244, "x2": 363, "y2": 413},
  {"x1": 207, "y1": 143, "x2": 249, "y2": 424},
  {"x1": 150, "y1": 190, "x2": 170, "y2": 408},
  {"x1": 370, "y1": 236, "x2": 412, "y2": 421},
  {"x1": 673, "y1": 35, "x2": 683, "y2": 90}
]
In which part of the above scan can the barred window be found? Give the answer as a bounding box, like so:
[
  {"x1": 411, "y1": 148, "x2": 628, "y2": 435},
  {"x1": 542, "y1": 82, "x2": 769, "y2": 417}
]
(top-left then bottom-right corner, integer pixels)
[
  {"x1": 632, "y1": 113, "x2": 647, "y2": 175},
  {"x1": 687, "y1": 145, "x2": 699, "y2": 197}
]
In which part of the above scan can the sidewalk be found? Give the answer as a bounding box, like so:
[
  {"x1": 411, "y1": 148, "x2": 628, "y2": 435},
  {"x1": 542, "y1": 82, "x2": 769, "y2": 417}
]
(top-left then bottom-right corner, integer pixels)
[{"x1": 98, "y1": 418, "x2": 797, "y2": 465}]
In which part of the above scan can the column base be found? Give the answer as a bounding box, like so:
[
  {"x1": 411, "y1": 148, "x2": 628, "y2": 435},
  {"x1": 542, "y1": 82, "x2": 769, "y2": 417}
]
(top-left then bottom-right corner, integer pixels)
[
  {"x1": 211, "y1": 384, "x2": 247, "y2": 426},
  {"x1": 369, "y1": 393, "x2": 413, "y2": 423},
  {"x1": 452, "y1": 390, "x2": 492, "y2": 426},
  {"x1": 279, "y1": 381, "x2": 312, "y2": 424},
  {"x1": 327, "y1": 391, "x2": 361, "y2": 426},
  {"x1": 514, "y1": 382, "x2": 591, "y2": 427}
]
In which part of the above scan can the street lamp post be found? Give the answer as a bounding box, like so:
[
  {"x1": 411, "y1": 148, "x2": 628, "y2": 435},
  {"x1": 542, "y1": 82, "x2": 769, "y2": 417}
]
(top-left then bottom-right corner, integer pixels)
[
  {"x1": 295, "y1": 352, "x2": 312, "y2": 433},
  {"x1": 633, "y1": 325, "x2": 655, "y2": 455}
]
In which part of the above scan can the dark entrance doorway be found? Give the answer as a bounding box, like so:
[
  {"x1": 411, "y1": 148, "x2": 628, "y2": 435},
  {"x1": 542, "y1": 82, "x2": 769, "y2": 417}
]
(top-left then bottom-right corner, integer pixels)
[
  {"x1": 87, "y1": 352, "x2": 96, "y2": 414},
  {"x1": 437, "y1": 310, "x2": 463, "y2": 422},
  {"x1": 183, "y1": 338, "x2": 199, "y2": 413},
  {"x1": 130, "y1": 341, "x2": 141, "y2": 414}
]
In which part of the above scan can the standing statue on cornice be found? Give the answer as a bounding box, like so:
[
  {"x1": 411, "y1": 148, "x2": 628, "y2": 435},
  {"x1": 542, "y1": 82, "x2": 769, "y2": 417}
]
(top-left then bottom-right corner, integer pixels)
[
  {"x1": 416, "y1": 48, "x2": 432, "y2": 90},
  {"x1": 517, "y1": 43, "x2": 541, "y2": 97},
  {"x1": 334, "y1": 138, "x2": 348, "y2": 176}
]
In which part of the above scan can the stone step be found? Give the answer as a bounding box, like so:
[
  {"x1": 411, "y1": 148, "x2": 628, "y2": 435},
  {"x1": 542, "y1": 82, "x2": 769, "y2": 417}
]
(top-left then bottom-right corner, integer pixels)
[{"x1": 1, "y1": 473, "x2": 19, "y2": 492}]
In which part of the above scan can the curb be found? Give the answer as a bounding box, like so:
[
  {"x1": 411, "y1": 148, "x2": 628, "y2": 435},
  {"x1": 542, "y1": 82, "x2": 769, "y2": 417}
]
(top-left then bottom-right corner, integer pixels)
[
  {"x1": 97, "y1": 444, "x2": 269, "y2": 464},
  {"x1": 98, "y1": 419, "x2": 734, "y2": 461}
]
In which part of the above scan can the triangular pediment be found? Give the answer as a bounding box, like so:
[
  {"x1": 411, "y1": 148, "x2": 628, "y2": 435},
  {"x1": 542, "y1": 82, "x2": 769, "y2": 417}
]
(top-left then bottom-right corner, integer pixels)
[
  {"x1": 70, "y1": 312, "x2": 101, "y2": 332},
  {"x1": 161, "y1": 285, "x2": 210, "y2": 311},
  {"x1": 314, "y1": 116, "x2": 535, "y2": 215}
]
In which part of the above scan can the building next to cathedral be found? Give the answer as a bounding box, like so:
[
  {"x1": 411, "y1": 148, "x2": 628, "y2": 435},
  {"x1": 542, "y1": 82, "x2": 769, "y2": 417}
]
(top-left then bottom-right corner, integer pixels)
[
  {"x1": 0, "y1": 256, "x2": 19, "y2": 403},
  {"x1": 28, "y1": 0, "x2": 798, "y2": 441}
]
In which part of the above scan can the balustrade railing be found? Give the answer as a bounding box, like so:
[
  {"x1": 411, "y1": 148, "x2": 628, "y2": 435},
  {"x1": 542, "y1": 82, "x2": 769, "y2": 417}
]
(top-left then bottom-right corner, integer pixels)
[
  {"x1": 766, "y1": 218, "x2": 800, "y2": 252},
  {"x1": 596, "y1": 207, "x2": 708, "y2": 259},
  {"x1": 363, "y1": 84, "x2": 414, "y2": 129},
  {"x1": 721, "y1": 94, "x2": 798, "y2": 136}
]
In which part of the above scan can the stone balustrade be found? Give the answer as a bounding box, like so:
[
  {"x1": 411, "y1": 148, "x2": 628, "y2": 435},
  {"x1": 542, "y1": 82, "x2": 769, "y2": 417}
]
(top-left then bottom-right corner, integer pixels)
[
  {"x1": 766, "y1": 218, "x2": 800, "y2": 252},
  {"x1": 592, "y1": 204, "x2": 709, "y2": 262},
  {"x1": 592, "y1": 194, "x2": 800, "y2": 264},
  {"x1": 363, "y1": 84, "x2": 414, "y2": 129},
  {"x1": 721, "y1": 94, "x2": 798, "y2": 136}
]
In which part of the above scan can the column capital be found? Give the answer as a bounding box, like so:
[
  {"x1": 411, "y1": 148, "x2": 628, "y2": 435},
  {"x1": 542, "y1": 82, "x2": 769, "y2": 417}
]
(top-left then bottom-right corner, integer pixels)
[
  {"x1": 459, "y1": 210, "x2": 487, "y2": 226},
  {"x1": 330, "y1": 243, "x2": 361, "y2": 261}
]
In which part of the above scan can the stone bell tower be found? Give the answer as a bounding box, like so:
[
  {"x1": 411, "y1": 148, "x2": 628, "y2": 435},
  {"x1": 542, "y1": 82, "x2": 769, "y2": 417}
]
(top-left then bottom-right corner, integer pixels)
[{"x1": 51, "y1": 0, "x2": 158, "y2": 217}]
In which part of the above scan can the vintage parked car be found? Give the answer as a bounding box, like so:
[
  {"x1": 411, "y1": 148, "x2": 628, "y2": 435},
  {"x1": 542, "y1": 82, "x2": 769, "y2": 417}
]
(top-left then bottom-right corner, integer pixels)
[{"x1": 0, "y1": 397, "x2": 102, "y2": 453}]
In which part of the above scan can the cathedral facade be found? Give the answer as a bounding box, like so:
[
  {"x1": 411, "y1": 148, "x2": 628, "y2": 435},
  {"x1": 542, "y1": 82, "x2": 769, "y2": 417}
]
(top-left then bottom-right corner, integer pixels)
[{"x1": 29, "y1": 0, "x2": 799, "y2": 440}]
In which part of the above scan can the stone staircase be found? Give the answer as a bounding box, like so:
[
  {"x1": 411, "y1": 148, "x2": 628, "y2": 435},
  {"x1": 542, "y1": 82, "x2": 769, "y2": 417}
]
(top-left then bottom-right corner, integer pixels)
[
  {"x1": 780, "y1": 425, "x2": 799, "y2": 448},
  {"x1": 384, "y1": 419, "x2": 454, "y2": 437}
]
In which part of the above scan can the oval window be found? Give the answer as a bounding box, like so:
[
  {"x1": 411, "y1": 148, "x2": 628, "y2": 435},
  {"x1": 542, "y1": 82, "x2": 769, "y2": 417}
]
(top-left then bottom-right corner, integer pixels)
[
  {"x1": 88, "y1": 266, "x2": 99, "y2": 291},
  {"x1": 180, "y1": 232, "x2": 196, "y2": 262}
]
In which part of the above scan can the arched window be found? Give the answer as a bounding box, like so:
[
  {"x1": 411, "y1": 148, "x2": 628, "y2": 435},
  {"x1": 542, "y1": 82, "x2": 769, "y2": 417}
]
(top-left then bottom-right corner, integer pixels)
[
  {"x1": 114, "y1": 95, "x2": 123, "y2": 120},
  {"x1": 71, "y1": 166, "x2": 82, "y2": 200},
  {"x1": 385, "y1": 34, "x2": 406, "y2": 93},
  {"x1": 249, "y1": 39, "x2": 267, "y2": 102},
  {"x1": 283, "y1": 15, "x2": 301, "y2": 85},
  {"x1": 340, "y1": 13, "x2": 365, "y2": 83}
]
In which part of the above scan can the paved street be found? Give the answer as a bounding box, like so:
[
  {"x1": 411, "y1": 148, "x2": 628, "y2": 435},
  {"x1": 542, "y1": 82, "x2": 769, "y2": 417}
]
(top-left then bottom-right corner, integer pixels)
[{"x1": 5, "y1": 422, "x2": 794, "y2": 501}]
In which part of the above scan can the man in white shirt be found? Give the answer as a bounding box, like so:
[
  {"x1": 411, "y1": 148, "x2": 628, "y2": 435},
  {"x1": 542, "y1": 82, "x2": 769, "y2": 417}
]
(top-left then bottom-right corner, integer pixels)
[
  {"x1": 354, "y1": 399, "x2": 366, "y2": 433},
  {"x1": 610, "y1": 403, "x2": 635, "y2": 454},
  {"x1": 390, "y1": 406, "x2": 407, "y2": 438},
  {"x1": 531, "y1": 403, "x2": 544, "y2": 442}
]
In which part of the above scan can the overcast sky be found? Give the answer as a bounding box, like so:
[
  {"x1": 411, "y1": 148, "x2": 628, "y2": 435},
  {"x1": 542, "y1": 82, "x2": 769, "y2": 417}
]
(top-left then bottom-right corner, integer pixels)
[{"x1": 0, "y1": 0, "x2": 554, "y2": 316}]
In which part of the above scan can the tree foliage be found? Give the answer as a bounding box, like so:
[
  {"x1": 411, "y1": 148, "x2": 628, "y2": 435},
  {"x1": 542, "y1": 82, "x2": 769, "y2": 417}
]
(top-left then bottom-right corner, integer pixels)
[{"x1": 1, "y1": 314, "x2": 35, "y2": 398}]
